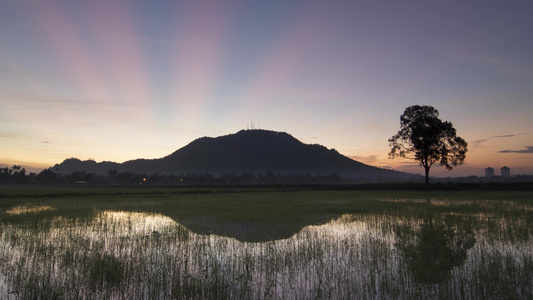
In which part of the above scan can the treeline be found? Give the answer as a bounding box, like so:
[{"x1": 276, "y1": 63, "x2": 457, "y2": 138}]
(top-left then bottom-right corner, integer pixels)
[
  {"x1": 0, "y1": 165, "x2": 28, "y2": 184},
  {"x1": 1, "y1": 166, "x2": 353, "y2": 185},
  {"x1": 3, "y1": 165, "x2": 533, "y2": 186}
]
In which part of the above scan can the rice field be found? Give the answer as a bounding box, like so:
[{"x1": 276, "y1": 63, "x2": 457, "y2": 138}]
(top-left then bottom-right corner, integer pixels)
[{"x1": 0, "y1": 187, "x2": 532, "y2": 299}]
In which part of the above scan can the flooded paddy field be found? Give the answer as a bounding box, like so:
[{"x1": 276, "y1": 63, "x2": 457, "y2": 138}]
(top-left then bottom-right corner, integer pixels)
[{"x1": 0, "y1": 187, "x2": 532, "y2": 299}]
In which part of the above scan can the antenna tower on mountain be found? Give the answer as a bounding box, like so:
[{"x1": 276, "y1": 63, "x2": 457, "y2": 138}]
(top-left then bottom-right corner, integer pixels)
[{"x1": 247, "y1": 121, "x2": 261, "y2": 130}]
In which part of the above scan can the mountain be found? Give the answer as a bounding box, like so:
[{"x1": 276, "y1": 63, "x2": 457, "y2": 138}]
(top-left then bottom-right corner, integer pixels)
[{"x1": 52, "y1": 129, "x2": 407, "y2": 179}]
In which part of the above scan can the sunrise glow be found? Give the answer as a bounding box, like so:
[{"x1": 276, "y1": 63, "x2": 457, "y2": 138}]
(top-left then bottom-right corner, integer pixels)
[{"x1": 1, "y1": 1, "x2": 532, "y2": 177}]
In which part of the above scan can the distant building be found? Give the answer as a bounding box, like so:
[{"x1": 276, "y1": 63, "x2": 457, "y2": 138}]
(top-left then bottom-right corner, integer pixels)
[
  {"x1": 485, "y1": 167, "x2": 494, "y2": 178},
  {"x1": 501, "y1": 166, "x2": 511, "y2": 177}
]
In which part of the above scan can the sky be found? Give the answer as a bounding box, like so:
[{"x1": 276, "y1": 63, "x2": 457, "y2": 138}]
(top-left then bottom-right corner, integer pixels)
[{"x1": 1, "y1": 0, "x2": 533, "y2": 177}]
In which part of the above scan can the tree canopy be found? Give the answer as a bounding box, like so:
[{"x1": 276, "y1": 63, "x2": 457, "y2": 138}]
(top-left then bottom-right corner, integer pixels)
[{"x1": 388, "y1": 105, "x2": 468, "y2": 187}]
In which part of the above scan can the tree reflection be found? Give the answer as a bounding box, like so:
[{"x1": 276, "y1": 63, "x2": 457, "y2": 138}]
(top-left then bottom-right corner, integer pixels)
[{"x1": 395, "y1": 221, "x2": 476, "y2": 284}]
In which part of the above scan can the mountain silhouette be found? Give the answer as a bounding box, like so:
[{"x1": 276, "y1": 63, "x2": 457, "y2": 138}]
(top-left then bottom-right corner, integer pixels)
[{"x1": 53, "y1": 129, "x2": 407, "y2": 179}]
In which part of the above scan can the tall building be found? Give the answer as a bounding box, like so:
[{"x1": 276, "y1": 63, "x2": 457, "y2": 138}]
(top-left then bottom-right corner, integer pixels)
[
  {"x1": 485, "y1": 167, "x2": 494, "y2": 178},
  {"x1": 501, "y1": 166, "x2": 510, "y2": 177}
]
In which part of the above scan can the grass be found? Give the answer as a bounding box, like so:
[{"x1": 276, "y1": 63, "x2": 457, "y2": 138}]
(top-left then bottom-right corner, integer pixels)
[{"x1": 0, "y1": 186, "x2": 532, "y2": 299}]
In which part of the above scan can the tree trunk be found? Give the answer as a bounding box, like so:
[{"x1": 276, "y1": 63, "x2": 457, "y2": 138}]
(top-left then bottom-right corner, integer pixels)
[{"x1": 424, "y1": 165, "x2": 430, "y2": 189}]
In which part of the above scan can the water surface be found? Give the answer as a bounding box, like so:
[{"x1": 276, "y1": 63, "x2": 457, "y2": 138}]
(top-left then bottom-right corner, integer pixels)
[{"x1": 0, "y1": 190, "x2": 531, "y2": 299}]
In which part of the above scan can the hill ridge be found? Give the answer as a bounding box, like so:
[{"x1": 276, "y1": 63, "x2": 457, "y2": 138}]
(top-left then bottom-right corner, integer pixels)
[{"x1": 53, "y1": 129, "x2": 407, "y2": 180}]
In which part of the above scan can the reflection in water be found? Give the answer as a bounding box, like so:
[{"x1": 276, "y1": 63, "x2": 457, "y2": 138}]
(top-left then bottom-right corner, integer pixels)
[
  {"x1": 5, "y1": 205, "x2": 55, "y2": 215},
  {"x1": 96, "y1": 210, "x2": 177, "y2": 236},
  {"x1": 395, "y1": 222, "x2": 476, "y2": 284},
  {"x1": 0, "y1": 199, "x2": 532, "y2": 299},
  {"x1": 166, "y1": 210, "x2": 339, "y2": 243}
]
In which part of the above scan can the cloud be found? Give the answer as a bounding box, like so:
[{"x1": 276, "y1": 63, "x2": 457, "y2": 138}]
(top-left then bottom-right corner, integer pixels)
[
  {"x1": 499, "y1": 146, "x2": 533, "y2": 154},
  {"x1": 471, "y1": 138, "x2": 490, "y2": 148},
  {"x1": 2, "y1": 96, "x2": 76, "y2": 105},
  {"x1": 0, "y1": 131, "x2": 27, "y2": 139},
  {"x1": 494, "y1": 134, "x2": 516, "y2": 138},
  {"x1": 472, "y1": 134, "x2": 519, "y2": 148}
]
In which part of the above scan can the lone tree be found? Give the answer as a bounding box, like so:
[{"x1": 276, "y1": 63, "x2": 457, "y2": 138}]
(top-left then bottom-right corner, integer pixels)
[{"x1": 388, "y1": 105, "x2": 467, "y2": 187}]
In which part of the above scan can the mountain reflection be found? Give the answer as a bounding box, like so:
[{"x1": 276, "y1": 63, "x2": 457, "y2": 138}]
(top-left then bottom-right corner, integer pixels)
[{"x1": 166, "y1": 213, "x2": 341, "y2": 242}]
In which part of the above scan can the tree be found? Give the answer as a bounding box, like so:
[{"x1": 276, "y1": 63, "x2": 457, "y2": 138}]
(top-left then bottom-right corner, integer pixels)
[
  {"x1": 36, "y1": 168, "x2": 61, "y2": 184},
  {"x1": 388, "y1": 105, "x2": 467, "y2": 187},
  {"x1": 0, "y1": 165, "x2": 27, "y2": 184}
]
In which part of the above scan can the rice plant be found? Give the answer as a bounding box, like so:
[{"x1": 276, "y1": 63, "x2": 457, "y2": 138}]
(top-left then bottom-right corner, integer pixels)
[{"x1": 0, "y1": 189, "x2": 531, "y2": 299}]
